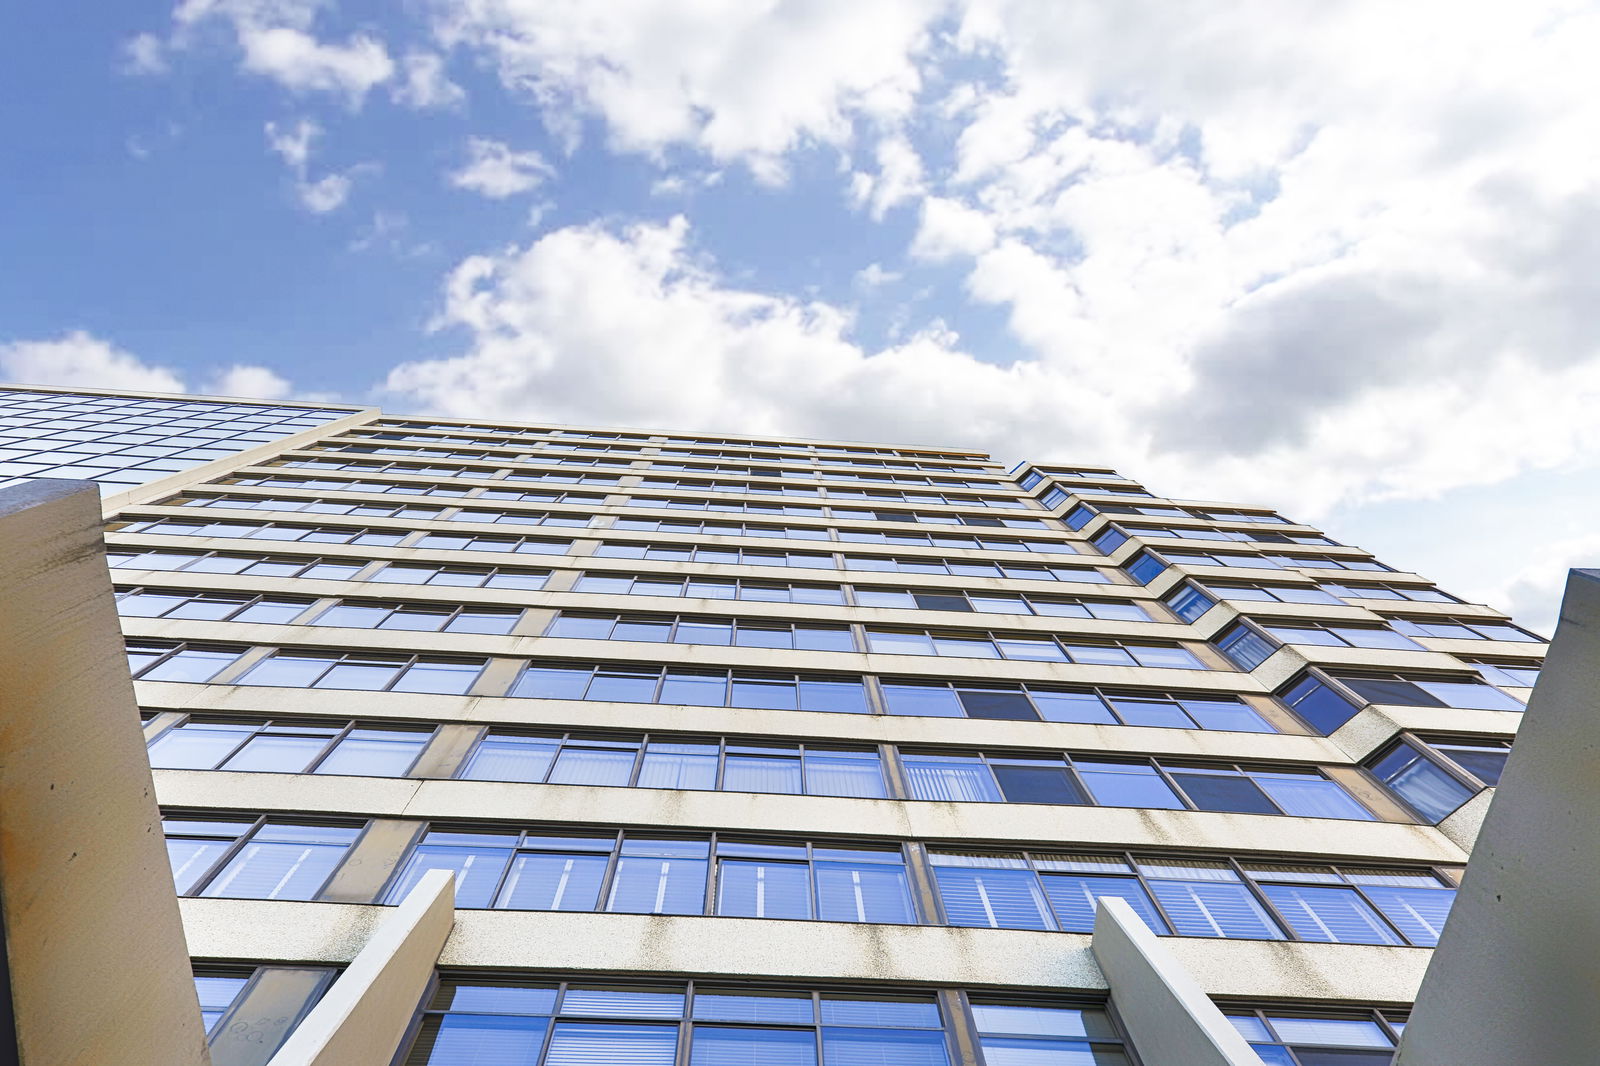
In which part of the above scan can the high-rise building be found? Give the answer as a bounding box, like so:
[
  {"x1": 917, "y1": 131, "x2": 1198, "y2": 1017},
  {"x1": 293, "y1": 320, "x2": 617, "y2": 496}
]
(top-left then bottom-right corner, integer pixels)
[{"x1": 0, "y1": 384, "x2": 1551, "y2": 1065}]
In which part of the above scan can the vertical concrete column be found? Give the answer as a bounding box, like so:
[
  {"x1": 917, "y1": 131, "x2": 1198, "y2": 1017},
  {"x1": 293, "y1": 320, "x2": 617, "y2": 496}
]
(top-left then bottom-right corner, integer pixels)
[
  {"x1": 1397, "y1": 569, "x2": 1600, "y2": 1064},
  {"x1": 266, "y1": 869, "x2": 456, "y2": 1066},
  {"x1": 0, "y1": 480, "x2": 210, "y2": 1066},
  {"x1": 1091, "y1": 898, "x2": 1264, "y2": 1066}
]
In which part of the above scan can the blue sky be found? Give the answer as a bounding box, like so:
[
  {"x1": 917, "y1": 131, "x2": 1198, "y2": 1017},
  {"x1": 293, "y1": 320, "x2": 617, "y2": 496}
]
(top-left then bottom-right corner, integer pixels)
[{"x1": 4, "y1": 0, "x2": 1600, "y2": 633}]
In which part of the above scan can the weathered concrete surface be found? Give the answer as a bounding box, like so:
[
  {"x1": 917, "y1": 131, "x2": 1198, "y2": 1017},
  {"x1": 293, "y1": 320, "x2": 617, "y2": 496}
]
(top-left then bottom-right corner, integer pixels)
[
  {"x1": 1397, "y1": 569, "x2": 1600, "y2": 1065},
  {"x1": 1092, "y1": 898, "x2": 1265, "y2": 1066},
  {"x1": 0, "y1": 480, "x2": 209, "y2": 1065},
  {"x1": 266, "y1": 870, "x2": 454, "y2": 1066}
]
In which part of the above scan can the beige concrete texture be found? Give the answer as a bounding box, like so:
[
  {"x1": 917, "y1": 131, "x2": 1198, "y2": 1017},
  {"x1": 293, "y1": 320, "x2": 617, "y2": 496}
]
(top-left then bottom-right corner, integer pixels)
[
  {"x1": 1397, "y1": 568, "x2": 1600, "y2": 1065},
  {"x1": 0, "y1": 480, "x2": 210, "y2": 1066},
  {"x1": 265, "y1": 869, "x2": 454, "y2": 1066},
  {"x1": 178, "y1": 898, "x2": 1432, "y2": 1001},
  {"x1": 1327, "y1": 705, "x2": 1522, "y2": 765},
  {"x1": 1091, "y1": 898, "x2": 1265, "y2": 1066},
  {"x1": 151, "y1": 769, "x2": 1466, "y2": 864}
]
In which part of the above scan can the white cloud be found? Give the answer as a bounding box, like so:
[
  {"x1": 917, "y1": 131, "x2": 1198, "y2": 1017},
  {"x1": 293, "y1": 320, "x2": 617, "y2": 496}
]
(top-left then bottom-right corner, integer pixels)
[
  {"x1": 143, "y1": 0, "x2": 393, "y2": 105},
  {"x1": 430, "y1": 0, "x2": 942, "y2": 174},
  {"x1": 1, "y1": 332, "x2": 308, "y2": 408},
  {"x1": 121, "y1": 32, "x2": 169, "y2": 75},
  {"x1": 449, "y1": 138, "x2": 555, "y2": 199},
  {"x1": 854, "y1": 263, "x2": 902, "y2": 290},
  {"x1": 849, "y1": 134, "x2": 925, "y2": 219},
  {"x1": 385, "y1": 217, "x2": 1102, "y2": 453},
  {"x1": 0, "y1": 332, "x2": 186, "y2": 393},
  {"x1": 264, "y1": 118, "x2": 369, "y2": 212},
  {"x1": 391, "y1": 51, "x2": 465, "y2": 109},
  {"x1": 205, "y1": 364, "x2": 293, "y2": 399},
  {"x1": 910, "y1": 196, "x2": 996, "y2": 261},
  {"x1": 238, "y1": 27, "x2": 393, "y2": 104}
]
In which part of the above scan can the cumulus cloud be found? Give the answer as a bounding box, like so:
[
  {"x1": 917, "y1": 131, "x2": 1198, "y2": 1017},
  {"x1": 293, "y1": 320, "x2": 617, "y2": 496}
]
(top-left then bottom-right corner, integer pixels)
[
  {"x1": 429, "y1": 0, "x2": 941, "y2": 173},
  {"x1": 849, "y1": 134, "x2": 925, "y2": 219},
  {"x1": 0, "y1": 332, "x2": 187, "y2": 393},
  {"x1": 1, "y1": 332, "x2": 306, "y2": 406},
  {"x1": 205, "y1": 364, "x2": 294, "y2": 399},
  {"x1": 448, "y1": 138, "x2": 555, "y2": 199},
  {"x1": 139, "y1": 0, "x2": 393, "y2": 105}
]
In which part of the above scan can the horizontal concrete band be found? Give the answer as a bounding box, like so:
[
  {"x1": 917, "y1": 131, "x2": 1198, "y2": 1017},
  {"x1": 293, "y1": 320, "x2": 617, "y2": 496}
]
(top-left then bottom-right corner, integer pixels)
[
  {"x1": 153, "y1": 769, "x2": 1467, "y2": 863},
  {"x1": 179, "y1": 898, "x2": 1433, "y2": 1002}
]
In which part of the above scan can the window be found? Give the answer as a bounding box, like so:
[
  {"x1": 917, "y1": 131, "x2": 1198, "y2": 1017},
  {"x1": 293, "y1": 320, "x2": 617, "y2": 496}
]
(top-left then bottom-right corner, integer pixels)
[
  {"x1": 1203, "y1": 582, "x2": 1349, "y2": 606},
  {"x1": 854, "y1": 586, "x2": 1152, "y2": 620},
  {"x1": 194, "y1": 972, "x2": 251, "y2": 1034},
  {"x1": 1277, "y1": 674, "x2": 1362, "y2": 734},
  {"x1": 127, "y1": 641, "x2": 248, "y2": 683},
  {"x1": 413, "y1": 532, "x2": 571, "y2": 555},
  {"x1": 400, "y1": 977, "x2": 966, "y2": 1066},
  {"x1": 573, "y1": 573, "x2": 846, "y2": 604},
  {"x1": 902, "y1": 751, "x2": 1368, "y2": 818},
  {"x1": 370, "y1": 562, "x2": 549, "y2": 589},
  {"x1": 866, "y1": 629, "x2": 1206, "y2": 668},
  {"x1": 458, "y1": 731, "x2": 887, "y2": 798},
  {"x1": 510, "y1": 662, "x2": 871, "y2": 714},
  {"x1": 882, "y1": 680, "x2": 1271, "y2": 731},
  {"x1": 1367, "y1": 737, "x2": 1509, "y2": 822},
  {"x1": 843, "y1": 554, "x2": 1111, "y2": 583},
  {"x1": 164, "y1": 816, "x2": 360, "y2": 899},
  {"x1": 1467, "y1": 660, "x2": 1541, "y2": 688},
  {"x1": 149, "y1": 717, "x2": 433, "y2": 776},
  {"x1": 547, "y1": 612, "x2": 855, "y2": 651},
  {"x1": 1260, "y1": 553, "x2": 1391, "y2": 572},
  {"x1": 108, "y1": 549, "x2": 368, "y2": 581},
  {"x1": 1325, "y1": 671, "x2": 1524, "y2": 712},
  {"x1": 1258, "y1": 623, "x2": 1423, "y2": 652},
  {"x1": 1225, "y1": 1008, "x2": 1405, "y2": 1064},
  {"x1": 929, "y1": 851, "x2": 1451, "y2": 945},
  {"x1": 1091, "y1": 526, "x2": 1128, "y2": 554},
  {"x1": 238, "y1": 650, "x2": 486, "y2": 694},
  {"x1": 597, "y1": 543, "x2": 835, "y2": 569},
  {"x1": 117, "y1": 588, "x2": 314, "y2": 624},
  {"x1": 448, "y1": 508, "x2": 595, "y2": 528},
  {"x1": 969, "y1": 999, "x2": 1132, "y2": 1065},
  {"x1": 1322, "y1": 581, "x2": 1458, "y2": 602},
  {"x1": 1214, "y1": 624, "x2": 1279, "y2": 671},
  {"x1": 176, "y1": 493, "x2": 447, "y2": 521},
  {"x1": 1165, "y1": 584, "x2": 1214, "y2": 622},
  {"x1": 383, "y1": 828, "x2": 912, "y2": 923},
  {"x1": 839, "y1": 527, "x2": 1074, "y2": 553},
  {"x1": 310, "y1": 600, "x2": 523, "y2": 634},
  {"x1": 1124, "y1": 553, "x2": 1167, "y2": 584},
  {"x1": 1389, "y1": 616, "x2": 1545, "y2": 642},
  {"x1": 115, "y1": 517, "x2": 409, "y2": 547}
]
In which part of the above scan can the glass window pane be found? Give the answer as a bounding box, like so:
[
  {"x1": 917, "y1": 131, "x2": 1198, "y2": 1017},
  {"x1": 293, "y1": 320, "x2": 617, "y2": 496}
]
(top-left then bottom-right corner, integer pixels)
[
  {"x1": 385, "y1": 843, "x2": 513, "y2": 909},
  {"x1": 1258, "y1": 884, "x2": 1402, "y2": 944},
  {"x1": 1041, "y1": 874, "x2": 1167, "y2": 934},
  {"x1": 659, "y1": 670, "x2": 728, "y2": 707},
  {"x1": 821, "y1": 1028, "x2": 951, "y2": 1066},
  {"x1": 549, "y1": 746, "x2": 638, "y2": 787},
  {"x1": 199, "y1": 837, "x2": 348, "y2": 900},
  {"x1": 497, "y1": 852, "x2": 609, "y2": 911},
  {"x1": 316, "y1": 730, "x2": 428, "y2": 776},
  {"x1": 545, "y1": 1022, "x2": 678, "y2": 1066},
  {"x1": 717, "y1": 859, "x2": 812, "y2": 919},
  {"x1": 991, "y1": 763, "x2": 1088, "y2": 805},
  {"x1": 221, "y1": 734, "x2": 328, "y2": 773},
  {"x1": 148, "y1": 723, "x2": 255, "y2": 769},
  {"x1": 903, "y1": 756, "x2": 1001, "y2": 802},
  {"x1": 142, "y1": 648, "x2": 240, "y2": 683},
  {"x1": 691, "y1": 1026, "x2": 815, "y2": 1066},
  {"x1": 805, "y1": 751, "x2": 888, "y2": 798},
  {"x1": 607, "y1": 853, "x2": 709, "y2": 915},
  {"x1": 935, "y1": 866, "x2": 1052, "y2": 929},
  {"x1": 406, "y1": 1014, "x2": 550, "y2": 1065},
  {"x1": 1169, "y1": 770, "x2": 1279, "y2": 815},
  {"x1": 1075, "y1": 762, "x2": 1183, "y2": 809},
  {"x1": 1359, "y1": 884, "x2": 1456, "y2": 946},
  {"x1": 1254, "y1": 772, "x2": 1374, "y2": 820}
]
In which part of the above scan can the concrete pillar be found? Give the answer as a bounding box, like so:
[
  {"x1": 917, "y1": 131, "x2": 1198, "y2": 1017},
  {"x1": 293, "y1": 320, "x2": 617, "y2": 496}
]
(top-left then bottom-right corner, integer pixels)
[
  {"x1": 1397, "y1": 568, "x2": 1600, "y2": 1065},
  {"x1": 265, "y1": 869, "x2": 455, "y2": 1066},
  {"x1": 0, "y1": 480, "x2": 210, "y2": 1066},
  {"x1": 1091, "y1": 897, "x2": 1264, "y2": 1066}
]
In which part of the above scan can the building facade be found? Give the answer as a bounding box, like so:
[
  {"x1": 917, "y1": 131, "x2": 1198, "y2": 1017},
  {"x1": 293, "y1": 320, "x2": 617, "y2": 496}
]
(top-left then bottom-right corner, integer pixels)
[{"x1": 0, "y1": 385, "x2": 1545, "y2": 1065}]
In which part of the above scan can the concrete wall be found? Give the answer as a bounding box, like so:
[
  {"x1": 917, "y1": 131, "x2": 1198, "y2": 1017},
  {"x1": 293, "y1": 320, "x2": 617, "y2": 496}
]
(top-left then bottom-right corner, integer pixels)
[
  {"x1": 1397, "y1": 569, "x2": 1600, "y2": 1064},
  {"x1": 0, "y1": 480, "x2": 209, "y2": 1066}
]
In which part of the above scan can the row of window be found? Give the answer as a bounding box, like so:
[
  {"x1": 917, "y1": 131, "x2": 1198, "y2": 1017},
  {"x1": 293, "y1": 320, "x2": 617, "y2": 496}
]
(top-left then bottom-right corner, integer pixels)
[
  {"x1": 643, "y1": 496, "x2": 1048, "y2": 526},
  {"x1": 147, "y1": 713, "x2": 1506, "y2": 825},
  {"x1": 544, "y1": 612, "x2": 1206, "y2": 668},
  {"x1": 127, "y1": 638, "x2": 1522, "y2": 738},
  {"x1": 1063, "y1": 502, "x2": 1288, "y2": 527},
  {"x1": 639, "y1": 476, "x2": 1031, "y2": 507},
  {"x1": 108, "y1": 547, "x2": 552, "y2": 588},
  {"x1": 1166, "y1": 581, "x2": 1459, "y2": 622},
  {"x1": 1127, "y1": 550, "x2": 1393, "y2": 585},
  {"x1": 313, "y1": 444, "x2": 1005, "y2": 489},
  {"x1": 610, "y1": 516, "x2": 1079, "y2": 553},
  {"x1": 106, "y1": 548, "x2": 1161, "y2": 620},
  {"x1": 401, "y1": 976, "x2": 1129, "y2": 1066},
  {"x1": 163, "y1": 814, "x2": 1452, "y2": 948}
]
